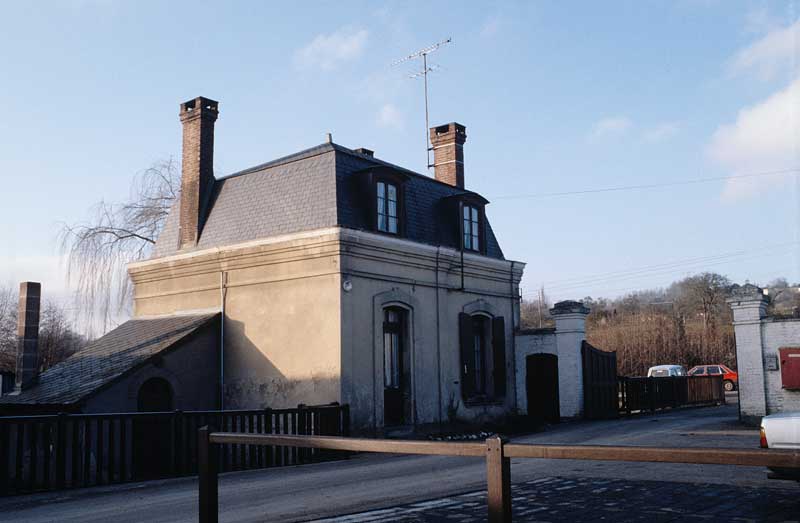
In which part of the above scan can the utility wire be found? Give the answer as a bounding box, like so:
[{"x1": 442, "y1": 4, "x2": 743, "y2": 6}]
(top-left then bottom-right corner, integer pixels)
[
  {"x1": 536, "y1": 241, "x2": 799, "y2": 290},
  {"x1": 521, "y1": 245, "x2": 796, "y2": 299},
  {"x1": 491, "y1": 167, "x2": 800, "y2": 200}
]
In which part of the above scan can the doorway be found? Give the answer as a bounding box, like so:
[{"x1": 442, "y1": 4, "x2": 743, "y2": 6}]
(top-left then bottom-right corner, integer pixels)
[
  {"x1": 134, "y1": 377, "x2": 174, "y2": 479},
  {"x1": 526, "y1": 354, "x2": 560, "y2": 423},
  {"x1": 383, "y1": 307, "x2": 410, "y2": 426}
]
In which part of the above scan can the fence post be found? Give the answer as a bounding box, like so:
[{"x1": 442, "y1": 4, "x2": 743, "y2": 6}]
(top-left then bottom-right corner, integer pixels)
[
  {"x1": 198, "y1": 426, "x2": 218, "y2": 523},
  {"x1": 485, "y1": 435, "x2": 511, "y2": 523},
  {"x1": 56, "y1": 412, "x2": 67, "y2": 490}
]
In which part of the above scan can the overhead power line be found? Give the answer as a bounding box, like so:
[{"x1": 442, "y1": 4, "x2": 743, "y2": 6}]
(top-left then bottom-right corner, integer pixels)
[
  {"x1": 521, "y1": 241, "x2": 799, "y2": 299},
  {"x1": 491, "y1": 167, "x2": 800, "y2": 200}
]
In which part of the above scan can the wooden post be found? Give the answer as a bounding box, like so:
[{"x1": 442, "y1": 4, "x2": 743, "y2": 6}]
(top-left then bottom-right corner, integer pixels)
[
  {"x1": 198, "y1": 426, "x2": 218, "y2": 523},
  {"x1": 485, "y1": 436, "x2": 511, "y2": 523}
]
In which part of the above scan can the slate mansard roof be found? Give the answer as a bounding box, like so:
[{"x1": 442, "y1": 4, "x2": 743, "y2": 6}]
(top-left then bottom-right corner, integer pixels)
[
  {"x1": 152, "y1": 143, "x2": 504, "y2": 259},
  {"x1": 0, "y1": 313, "x2": 218, "y2": 407}
]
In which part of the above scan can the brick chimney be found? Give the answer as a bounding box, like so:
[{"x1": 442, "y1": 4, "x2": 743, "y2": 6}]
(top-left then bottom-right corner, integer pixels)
[
  {"x1": 15, "y1": 282, "x2": 40, "y2": 391},
  {"x1": 179, "y1": 96, "x2": 219, "y2": 249},
  {"x1": 429, "y1": 123, "x2": 467, "y2": 189}
]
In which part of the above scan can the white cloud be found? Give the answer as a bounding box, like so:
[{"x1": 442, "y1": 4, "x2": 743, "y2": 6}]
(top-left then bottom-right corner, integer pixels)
[
  {"x1": 728, "y1": 18, "x2": 800, "y2": 81},
  {"x1": 644, "y1": 122, "x2": 680, "y2": 143},
  {"x1": 707, "y1": 76, "x2": 800, "y2": 201},
  {"x1": 294, "y1": 27, "x2": 369, "y2": 71},
  {"x1": 588, "y1": 116, "x2": 632, "y2": 141},
  {"x1": 376, "y1": 104, "x2": 403, "y2": 129}
]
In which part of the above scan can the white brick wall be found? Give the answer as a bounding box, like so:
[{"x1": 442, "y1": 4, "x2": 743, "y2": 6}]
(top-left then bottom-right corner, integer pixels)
[
  {"x1": 762, "y1": 320, "x2": 800, "y2": 414},
  {"x1": 729, "y1": 286, "x2": 800, "y2": 424},
  {"x1": 515, "y1": 331, "x2": 556, "y2": 415},
  {"x1": 514, "y1": 302, "x2": 589, "y2": 419}
]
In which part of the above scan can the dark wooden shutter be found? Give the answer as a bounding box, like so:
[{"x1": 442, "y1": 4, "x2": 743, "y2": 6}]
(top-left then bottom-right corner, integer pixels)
[
  {"x1": 492, "y1": 316, "x2": 507, "y2": 398},
  {"x1": 459, "y1": 312, "x2": 475, "y2": 399}
]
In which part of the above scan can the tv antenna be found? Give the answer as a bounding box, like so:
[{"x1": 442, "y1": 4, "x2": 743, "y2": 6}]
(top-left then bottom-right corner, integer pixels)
[{"x1": 391, "y1": 37, "x2": 452, "y2": 170}]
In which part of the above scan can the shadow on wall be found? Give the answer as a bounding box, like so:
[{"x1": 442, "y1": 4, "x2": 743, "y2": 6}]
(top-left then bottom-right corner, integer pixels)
[{"x1": 222, "y1": 318, "x2": 341, "y2": 410}]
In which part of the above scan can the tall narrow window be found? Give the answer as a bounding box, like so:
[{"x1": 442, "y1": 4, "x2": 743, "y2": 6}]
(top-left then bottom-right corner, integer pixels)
[
  {"x1": 462, "y1": 204, "x2": 480, "y2": 251},
  {"x1": 377, "y1": 181, "x2": 399, "y2": 234},
  {"x1": 383, "y1": 308, "x2": 403, "y2": 388},
  {"x1": 472, "y1": 315, "x2": 488, "y2": 394}
]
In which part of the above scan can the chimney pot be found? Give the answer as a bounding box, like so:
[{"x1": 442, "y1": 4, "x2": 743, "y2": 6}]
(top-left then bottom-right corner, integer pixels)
[
  {"x1": 354, "y1": 147, "x2": 374, "y2": 157},
  {"x1": 429, "y1": 122, "x2": 466, "y2": 188},
  {"x1": 15, "y1": 282, "x2": 40, "y2": 391},
  {"x1": 179, "y1": 96, "x2": 219, "y2": 249}
]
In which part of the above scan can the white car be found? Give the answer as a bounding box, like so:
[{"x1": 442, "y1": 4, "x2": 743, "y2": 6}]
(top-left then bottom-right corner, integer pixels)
[
  {"x1": 646, "y1": 365, "x2": 687, "y2": 377},
  {"x1": 760, "y1": 412, "x2": 800, "y2": 480}
]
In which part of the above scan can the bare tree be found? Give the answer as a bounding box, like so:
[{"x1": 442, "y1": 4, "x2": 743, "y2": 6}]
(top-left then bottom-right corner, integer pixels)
[
  {"x1": 0, "y1": 284, "x2": 86, "y2": 374},
  {"x1": 58, "y1": 159, "x2": 179, "y2": 333}
]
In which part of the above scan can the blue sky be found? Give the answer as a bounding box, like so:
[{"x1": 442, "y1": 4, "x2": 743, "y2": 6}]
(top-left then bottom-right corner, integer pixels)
[{"x1": 1, "y1": 0, "x2": 799, "y2": 316}]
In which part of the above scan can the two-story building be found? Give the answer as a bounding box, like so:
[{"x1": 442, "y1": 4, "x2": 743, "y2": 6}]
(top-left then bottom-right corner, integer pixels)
[{"x1": 3, "y1": 97, "x2": 525, "y2": 432}]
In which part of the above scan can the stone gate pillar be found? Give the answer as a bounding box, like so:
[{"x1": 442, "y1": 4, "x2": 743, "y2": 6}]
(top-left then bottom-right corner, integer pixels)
[
  {"x1": 727, "y1": 284, "x2": 769, "y2": 425},
  {"x1": 551, "y1": 300, "x2": 590, "y2": 419}
]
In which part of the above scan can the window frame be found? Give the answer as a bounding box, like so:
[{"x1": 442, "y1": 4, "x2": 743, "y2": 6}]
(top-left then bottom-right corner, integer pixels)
[
  {"x1": 459, "y1": 312, "x2": 506, "y2": 405},
  {"x1": 457, "y1": 198, "x2": 486, "y2": 255},
  {"x1": 370, "y1": 169, "x2": 407, "y2": 237}
]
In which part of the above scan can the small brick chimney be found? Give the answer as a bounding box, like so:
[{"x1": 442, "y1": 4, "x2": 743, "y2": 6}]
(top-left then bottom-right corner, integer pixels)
[
  {"x1": 429, "y1": 123, "x2": 467, "y2": 189},
  {"x1": 15, "y1": 282, "x2": 40, "y2": 391},
  {"x1": 179, "y1": 96, "x2": 219, "y2": 249}
]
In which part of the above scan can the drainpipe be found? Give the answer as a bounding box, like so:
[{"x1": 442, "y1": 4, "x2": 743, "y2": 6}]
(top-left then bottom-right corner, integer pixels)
[
  {"x1": 509, "y1": 262, "x2": 518, "y2": 411},
  {"x1": 219, "y1": 271, "x2": 227, "y2": 410},
  {"x1": 435, "y1": 248, "x2": 443, "y2": 427}
]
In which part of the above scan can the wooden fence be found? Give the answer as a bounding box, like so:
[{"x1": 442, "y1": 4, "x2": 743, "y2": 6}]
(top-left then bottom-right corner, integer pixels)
[
  {"x1": 0, "y1": 403, "x2": 349, "y2": 496},
  {"x1": 197, "y1": 430, "x2": 800, "y2": 523},
  {"x1": 618, "y1": 375, "x2": 725, "y2": 415}
]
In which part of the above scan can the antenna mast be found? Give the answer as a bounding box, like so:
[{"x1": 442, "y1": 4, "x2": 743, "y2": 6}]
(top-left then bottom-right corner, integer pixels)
[{"x1": 391, "y1": 37, "x2": 452, "y2": 171}]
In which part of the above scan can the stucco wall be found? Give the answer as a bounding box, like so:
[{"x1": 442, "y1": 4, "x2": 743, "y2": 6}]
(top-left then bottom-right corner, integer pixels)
[
  {"x1": 338, "y1": 229, "x2": 523, "y2": 432},
  {"x1": 129, "y1": 229, "x2": 343, "y2": 411},
  {"x1": 83, "y1": 320, "x2": 219, "y2": 413},
  {"x1": 129, "y1": 227, "x2": 524, "y2": 430}
]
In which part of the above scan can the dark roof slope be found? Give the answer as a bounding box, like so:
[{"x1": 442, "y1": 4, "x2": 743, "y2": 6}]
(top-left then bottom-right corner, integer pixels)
[
  {"x1": 152, "y1": 143, "x2": 504, "y2": 259},
  {"x1": 0, "y1": 313, "x2": 218, "y2": 406}
]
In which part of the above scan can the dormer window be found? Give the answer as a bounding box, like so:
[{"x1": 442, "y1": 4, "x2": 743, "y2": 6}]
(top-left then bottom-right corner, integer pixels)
[
  {"x1": 377, "y1": 181, "x2": 399, "y2": 234},
  {"x1": 462, "y1": 204, "x2": 481, "y2": 252}
]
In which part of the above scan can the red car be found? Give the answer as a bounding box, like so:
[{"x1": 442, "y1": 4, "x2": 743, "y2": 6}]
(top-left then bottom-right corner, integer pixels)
[{"x1": 688, "y1": 364, "x2": 738, "y2": 391}]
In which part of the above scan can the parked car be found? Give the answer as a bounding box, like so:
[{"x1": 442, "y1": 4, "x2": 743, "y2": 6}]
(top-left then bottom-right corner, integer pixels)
[
  {"x1": 760, "y1": 412, "x2": 800, "y2": 480},
  {"x1": 646, "y1": 365, "x2": 687, "y2": 377},
  {"x1": 688, "y1": 364, "x2": 738, "y2": 392}
]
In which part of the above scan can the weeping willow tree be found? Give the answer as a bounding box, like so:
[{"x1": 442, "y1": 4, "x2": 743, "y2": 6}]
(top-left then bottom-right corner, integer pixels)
[{"x1": 58, "y1": 159, "x2": 179, "y2": 335}]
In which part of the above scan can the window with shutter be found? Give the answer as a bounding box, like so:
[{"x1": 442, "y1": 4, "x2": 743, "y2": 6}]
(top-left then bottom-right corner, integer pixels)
[
  {"x1": 458, "y1": 312, "x2": 475, "y2": 400},
  {"x1": 492, "y1": 317, "x2": 506, "y2": 398}
]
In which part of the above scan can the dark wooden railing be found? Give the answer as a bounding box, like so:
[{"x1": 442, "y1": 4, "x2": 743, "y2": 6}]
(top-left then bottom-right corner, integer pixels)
[
  {"x1": 197, "y1": 430, "x2": 800, "y2": 523},
  {"x1": 618, "y1": 375, "x2": 725, "y2": 415},
  {"x1": 0, "y1": 403, "x2": 349, "y2": 496}
]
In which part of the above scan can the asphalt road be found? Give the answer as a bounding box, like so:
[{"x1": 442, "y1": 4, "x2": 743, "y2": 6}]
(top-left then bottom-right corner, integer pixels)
[{"x1": 1, "y1": 397, "x2": 790, "y2": 523}]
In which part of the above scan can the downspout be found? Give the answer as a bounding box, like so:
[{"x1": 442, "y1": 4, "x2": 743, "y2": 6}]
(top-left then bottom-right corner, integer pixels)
[
  {"x1": 435, "y1": 248, "x2": 443, "y2": 427},
  {"x1": 509, "y1": 261, "x2": 518, "y2": 411},
  {"x1": 220, "y1": 271, "x2": 228, "y2": 411}
]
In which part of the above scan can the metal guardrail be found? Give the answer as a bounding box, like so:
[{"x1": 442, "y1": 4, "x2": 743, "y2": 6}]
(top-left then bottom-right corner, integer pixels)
[{"x1": 197, "y1": 429, "x2": 800, "y2": 523}]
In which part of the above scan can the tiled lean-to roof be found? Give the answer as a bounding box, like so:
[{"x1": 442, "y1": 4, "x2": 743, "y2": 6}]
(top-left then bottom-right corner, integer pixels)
[
  {"x1": 152, "y1": 143, "x2": 504, "y2": 259},
  {"x1": 0, "y1": 313, "x2": 218, "y2": 406}
]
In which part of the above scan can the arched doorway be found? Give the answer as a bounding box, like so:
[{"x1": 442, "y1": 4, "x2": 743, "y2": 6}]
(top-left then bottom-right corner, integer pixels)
[
  {"x1": 526, "y1": 354, "x2": 560, "y2": 423},
  {"x1": 383, "y1": 306, "x2": 410, "y2": 426},
  {"x1": 137, "y1": 377, "x2": 174, "y2": 412}
]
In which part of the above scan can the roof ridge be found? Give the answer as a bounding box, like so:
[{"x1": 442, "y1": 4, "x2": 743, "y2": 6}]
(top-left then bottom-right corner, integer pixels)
[{"x1": 218, "y1": 143, "x2": 335, "y2": 180}]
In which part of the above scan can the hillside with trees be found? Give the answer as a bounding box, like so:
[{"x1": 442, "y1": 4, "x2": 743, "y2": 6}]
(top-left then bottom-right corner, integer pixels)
[{"x1": 521, "y1": 274, "x2": 797, "y2": 377}]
